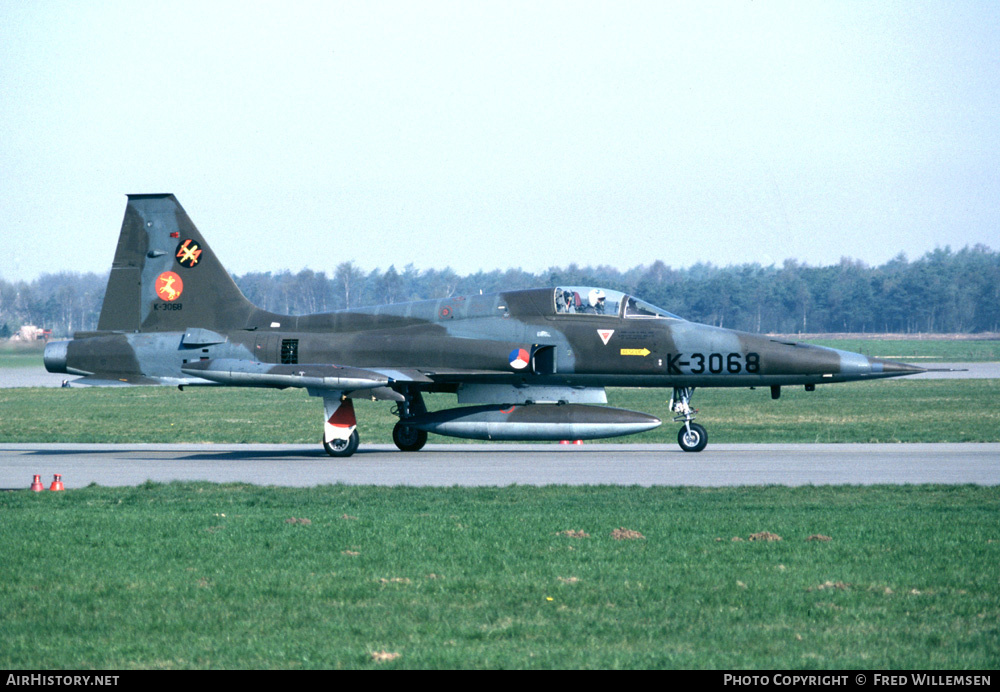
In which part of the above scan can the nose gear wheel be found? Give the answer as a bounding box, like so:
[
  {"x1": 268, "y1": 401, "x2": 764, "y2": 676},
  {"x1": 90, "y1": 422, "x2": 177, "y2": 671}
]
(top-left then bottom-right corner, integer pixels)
[{"x1": 677, "y1": 422, "x2": 708, "y2": 453}]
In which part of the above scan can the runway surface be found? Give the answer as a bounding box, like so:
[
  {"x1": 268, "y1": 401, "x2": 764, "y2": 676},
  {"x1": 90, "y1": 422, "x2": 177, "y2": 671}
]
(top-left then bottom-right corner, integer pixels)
[
  {"x1": 906, "y1": 362, "x2": 1000, "y2": 379},
  {"x1": 3, "y1": 442, "x2": 998, "y2": 488}
]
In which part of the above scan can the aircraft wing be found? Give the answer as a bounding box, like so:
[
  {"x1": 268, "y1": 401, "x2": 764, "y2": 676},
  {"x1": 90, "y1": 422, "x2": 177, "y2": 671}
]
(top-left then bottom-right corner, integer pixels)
[
  {"x1": 68, "y1": 360, "x2": 516, "y2": 390},
  {"x1": 182, "y1": 357, "x2": 530, "y2": 386},
  {"x1": 180, "y1": 358, "x2": 405, "y2": 390},
  {"x1": 71, "y1": 374, "x2": 185, "y2": 387}
]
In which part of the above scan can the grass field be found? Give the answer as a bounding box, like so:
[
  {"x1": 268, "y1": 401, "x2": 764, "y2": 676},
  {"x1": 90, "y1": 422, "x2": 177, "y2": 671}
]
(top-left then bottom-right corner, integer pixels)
[
  {"x1": 1, "y1": 379, "x2": 998, "y2": 444},
  {"x1": 1, "y1": 483, "x2": 997, "y2": 669},
  {"x1": 0, "y1": 342, "x2": 45, "y2": 369},
  {"x1": 3, "y1": 338, "x2": 997, "y2": 669}
]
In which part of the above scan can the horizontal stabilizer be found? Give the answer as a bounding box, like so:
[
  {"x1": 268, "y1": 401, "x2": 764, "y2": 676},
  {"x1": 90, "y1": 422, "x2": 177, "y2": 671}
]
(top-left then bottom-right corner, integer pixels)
[
  {"x1": 181, "y1": 358, "x2": 392, "y2": 390},
  {"x1": 182, "y1": 328, "x2": 227, "y2": 346}
]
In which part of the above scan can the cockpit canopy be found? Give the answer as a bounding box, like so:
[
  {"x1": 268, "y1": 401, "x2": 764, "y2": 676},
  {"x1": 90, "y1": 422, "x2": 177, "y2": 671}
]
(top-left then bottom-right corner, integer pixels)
[{"x1": 553, "y1": 287, "x2": 681, "y2": 320}]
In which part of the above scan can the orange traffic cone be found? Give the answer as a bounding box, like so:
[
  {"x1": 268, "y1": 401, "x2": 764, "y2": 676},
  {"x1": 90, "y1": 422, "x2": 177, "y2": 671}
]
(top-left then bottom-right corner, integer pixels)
[
  {"x1": 49, "y1": 474, "x2": 65, "y2": 491},
  {"x1": 31, "y1": 474, "x2": 44, "y2": 492}
]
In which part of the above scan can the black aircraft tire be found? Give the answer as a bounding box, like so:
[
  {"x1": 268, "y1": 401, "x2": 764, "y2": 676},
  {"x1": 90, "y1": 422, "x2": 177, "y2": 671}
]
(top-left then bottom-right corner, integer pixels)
[
  {"x1": 323, "y1": 429, "x2": 359, "y2": 457},
  {"x1": 678, "y1": 423, "x2": 708, "y2": 453},
  {"x1": 393, "y1": 422, "x2": 428, "y2": 452}
]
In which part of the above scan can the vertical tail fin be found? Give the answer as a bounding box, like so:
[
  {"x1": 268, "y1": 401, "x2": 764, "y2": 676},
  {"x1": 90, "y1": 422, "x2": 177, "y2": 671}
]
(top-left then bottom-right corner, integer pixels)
[{"x1": 98, "y1": 194, "x2": 260, "y2": 332}]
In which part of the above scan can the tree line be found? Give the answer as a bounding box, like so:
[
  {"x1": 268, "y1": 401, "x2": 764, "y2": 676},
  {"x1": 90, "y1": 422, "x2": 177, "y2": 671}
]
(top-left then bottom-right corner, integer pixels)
[{"x1": 3, "y1": 244, "x2": 998, "y2": 339}]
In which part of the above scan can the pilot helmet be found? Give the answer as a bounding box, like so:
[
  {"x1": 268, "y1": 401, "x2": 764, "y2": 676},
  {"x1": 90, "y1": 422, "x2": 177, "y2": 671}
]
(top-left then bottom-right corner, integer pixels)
[{"x1": 588, "y1": 289, "x2": 606, "y2": 307}]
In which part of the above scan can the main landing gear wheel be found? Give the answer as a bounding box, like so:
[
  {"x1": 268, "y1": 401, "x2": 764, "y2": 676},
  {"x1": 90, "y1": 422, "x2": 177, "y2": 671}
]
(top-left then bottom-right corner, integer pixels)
[
  {"x1": 392, "y1": 422, "x2": 427, "y2": 452},
  {"x1": 678, "y1": 423, "x2": 708, "y2": 453},
  {"x1": 323, "y1": 429, "x2": 359, "y2": 457}
]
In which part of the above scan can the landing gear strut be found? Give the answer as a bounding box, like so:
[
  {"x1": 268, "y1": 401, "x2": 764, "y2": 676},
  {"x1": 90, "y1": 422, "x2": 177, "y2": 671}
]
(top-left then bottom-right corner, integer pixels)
[
  {"x1": 670, "y1": 387, "x2": 707, "y2": 452},
  {"x1": 391, "y1": 388, "x2": 428, "y2": 452}
]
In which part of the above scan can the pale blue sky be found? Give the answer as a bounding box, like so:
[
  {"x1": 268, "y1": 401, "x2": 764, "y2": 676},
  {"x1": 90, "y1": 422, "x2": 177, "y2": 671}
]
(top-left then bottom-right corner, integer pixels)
[{"x1": 1, "y1": 0, "x2": 998, "y2": 281}]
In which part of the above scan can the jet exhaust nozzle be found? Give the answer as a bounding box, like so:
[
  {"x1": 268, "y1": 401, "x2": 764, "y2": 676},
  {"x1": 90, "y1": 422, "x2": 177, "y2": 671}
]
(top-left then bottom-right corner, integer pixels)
[{"x1": 43, "y1": 340, "x2": 69, "y2": 374}]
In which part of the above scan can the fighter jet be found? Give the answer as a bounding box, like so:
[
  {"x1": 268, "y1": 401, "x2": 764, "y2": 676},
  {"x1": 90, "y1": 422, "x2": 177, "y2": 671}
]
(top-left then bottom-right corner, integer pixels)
[{"x1": 44, "y1": 194, "x2": 926, "y2": 455}]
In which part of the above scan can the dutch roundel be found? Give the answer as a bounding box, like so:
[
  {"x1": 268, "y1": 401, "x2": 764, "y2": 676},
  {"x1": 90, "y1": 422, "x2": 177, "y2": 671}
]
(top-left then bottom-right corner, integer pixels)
[{"x1": 508, "y1": 348, "x2": 530, "y2": 370}]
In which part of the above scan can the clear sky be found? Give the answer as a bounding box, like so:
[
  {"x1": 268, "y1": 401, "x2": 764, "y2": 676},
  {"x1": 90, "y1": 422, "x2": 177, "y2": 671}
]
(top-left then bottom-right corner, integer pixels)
[{"x1": 1, "y1": 0, "x2": 998, "y2": 282}]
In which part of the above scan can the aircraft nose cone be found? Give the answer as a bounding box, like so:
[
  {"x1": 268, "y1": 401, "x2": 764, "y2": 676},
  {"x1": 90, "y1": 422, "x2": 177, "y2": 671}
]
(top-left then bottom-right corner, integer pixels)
[{"x1": 868, "y1": 357, "x2": 926, "y2": 375}]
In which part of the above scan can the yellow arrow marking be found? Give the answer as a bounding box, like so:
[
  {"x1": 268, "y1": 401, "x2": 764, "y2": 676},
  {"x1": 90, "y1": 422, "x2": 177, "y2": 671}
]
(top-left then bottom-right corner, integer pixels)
[{"x1": 620, "y1": 348, "x2": 651, "y2": 357}]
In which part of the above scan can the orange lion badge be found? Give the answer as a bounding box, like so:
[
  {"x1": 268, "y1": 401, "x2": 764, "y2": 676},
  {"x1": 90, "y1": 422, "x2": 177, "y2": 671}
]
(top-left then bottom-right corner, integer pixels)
[{"x1": 156, "y1": 271, "x2": 184, "y2": 301}]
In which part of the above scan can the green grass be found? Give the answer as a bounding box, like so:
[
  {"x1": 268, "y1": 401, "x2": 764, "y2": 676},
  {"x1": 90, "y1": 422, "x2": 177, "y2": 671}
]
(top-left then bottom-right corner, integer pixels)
[
  {"x1": 0, "y1": 342, "x2": 45, "y2": 369},
  {"x1": 1, "y1": 379, "x2": 998, "y2": 444},
  {"x1": 1, "y1": 484, "x2": 996, "y2": 669},
  {"x1": 4, "y1": 339, "x2": 995, "y2": 670}
]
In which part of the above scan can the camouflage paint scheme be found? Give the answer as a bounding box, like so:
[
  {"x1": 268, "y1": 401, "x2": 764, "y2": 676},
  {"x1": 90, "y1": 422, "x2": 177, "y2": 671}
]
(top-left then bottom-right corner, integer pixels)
[{"x1": 45, "y1": 195, "x2": 924, "y2": 455}]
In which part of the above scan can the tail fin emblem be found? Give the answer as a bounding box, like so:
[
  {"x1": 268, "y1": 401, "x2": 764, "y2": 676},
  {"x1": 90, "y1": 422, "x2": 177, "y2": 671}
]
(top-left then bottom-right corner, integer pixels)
[
  {"x1": 175, "y1": 239, "x2": 203, "y2": 268},
  {"x1": 156, "y1": 272, "x2": 184, "y2": 301}
]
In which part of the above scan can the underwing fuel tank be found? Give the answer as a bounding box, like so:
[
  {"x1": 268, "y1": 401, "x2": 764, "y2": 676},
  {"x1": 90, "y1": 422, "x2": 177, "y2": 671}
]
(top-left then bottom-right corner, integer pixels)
[{"x1": 405, "y1": 404, "x2": 662, "y2": 441}]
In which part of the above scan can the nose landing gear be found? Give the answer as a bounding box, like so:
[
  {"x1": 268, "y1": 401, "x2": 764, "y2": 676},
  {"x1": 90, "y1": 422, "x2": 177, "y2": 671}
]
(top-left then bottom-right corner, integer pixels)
[{"x1": 670, "y1": 387, "x2": 707, "y2": 452}]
